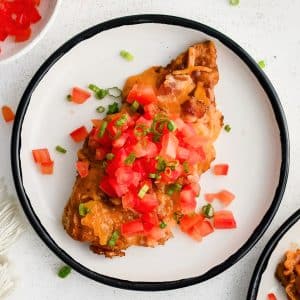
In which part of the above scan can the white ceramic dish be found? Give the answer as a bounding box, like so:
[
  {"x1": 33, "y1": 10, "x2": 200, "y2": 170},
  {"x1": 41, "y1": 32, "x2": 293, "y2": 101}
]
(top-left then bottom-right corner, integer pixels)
[
  {"x1": 247, "y1": 210, "x2": 300, "y2": 300},
  {"x1": 11, "y1": 15, "x2": 289, "y2": 290},
  {"x1": 0, "y1": 0, "x2": 60, "y2": 64}
]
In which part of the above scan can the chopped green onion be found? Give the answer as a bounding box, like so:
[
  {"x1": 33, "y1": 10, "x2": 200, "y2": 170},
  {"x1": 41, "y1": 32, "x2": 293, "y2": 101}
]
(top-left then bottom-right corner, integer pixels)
[
  {"x1": 88, "y1": 84, "x2": 108, "y2": 99},
  {"x1": 229, "y1": 0, "x2": 239, "y2": 5},
  {"x1": 66, "y1": 94, "x2": 72, "y2": 101},
  {"x1": 202, "y1": 204, "x2": 214, "y2": 218},
  {"x1": 125, "y1": 153, "x2": 136, "y2": 165},
  {"x1": 258, "y1": 60, "x2": 266, "y2": 69},
  {"x1": 58, "y1": 265, "x2": 72, "y2": 278},
  {"x1": 78, "y1": 203, "x2": 90, "y2": 217},
  {"x1": 167, "y1": 120, "x2": 176, "y2": 132},
  {"x1": 120, "y1": 50, "x2": 134, "y2": 61},
  {"x1": 106, "y1": 153, "x2": 114, "y2": 160},
  {"x1": 130, "y1": 100, "x2": 140, "y2": 112},
  {"x1": 138, "y1": 184, "x2": 149, "y2": 198},
  {"x1": 96, "y1": 106, "x2": 105, "y2": 113},
  {"x1": 167, "y1": 160, "x2": 179, "y2": 170},
  {"x1": 148, "y1": 173, "x2": 157, "y2": 179},
  {"x1": 156, "y1": 157, "x2": 167, "y2": 172},
  {"x1": 108, "y1": 87, "x2": 122, "y2": 98},
  {"x1": 116, "y1": 114, "x2": 128, "y2": 127},
  {"x1": 55, "y1": 145, "x2": 67, "y2": 154},
  {"x1": 173, "y1": 211, "x2": 183, "y2": 224},
  {"x1": 159, "y1": 221, "x2": 167, "y2": 229},
  {"x1": 224, "y1": 124, "x2": 231, "y2": 132},
  {"x1": 134, "y1": 124, "x2": 149, "y2": 137},
  {"x1": 107, "y1": 102, "x2": 119, "y2": 114},
  {"x1": 98, "y1": 121, "x2": 108, "y2": 138},
  {"x1": 183, "y1": 161, "x2": 190, "y2": 173},
  {"x1": 107, "y1": 230, "x2": 120, "y2": 247},
  {"x1": 166, "y1": 183, "x2": 182, "y2": 196}
]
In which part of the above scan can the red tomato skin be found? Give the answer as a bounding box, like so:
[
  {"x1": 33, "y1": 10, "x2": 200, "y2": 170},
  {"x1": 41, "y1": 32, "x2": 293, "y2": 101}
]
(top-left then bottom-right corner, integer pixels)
[
  {"x1": 99, "y1": 176, "x2": 117, "y2": 197},
  {"x1": 14, "y1": 27, "x2": 31, "y2": 42},
  {"x1": 213, "y1": 164, "x2": 229, "y2": 176},
  {"x1": 121, "y1": 219, "x2": 144, "y2": 236},
  {"x1": 127, "y1": 84, "x2": 157, "y2": 105},
  {"x1": 32, "y1": 148, "x2": 51, "y2": 164},
  {"x1": 76, "y1": 161, "x2": 89, "y2": 178},
  {"x1": 142, "y1": 212, "x2": 159, "y2": 231},
  {"x1": 159, "y1": 132, "x2": 179, "y2": 160},
  {"x1": 204, "y1": 193, "x2": 216, "y2": 203},
  {"x1": 70, "y1": 126, "x2": 89, "y2": 143},
  {"x1": 71, "y1": 87, "x2": 91, "y2": 104},
  {"x1": 135, "y1": 194, "x2": 159, "y2": 213},
  {"x1": 95, "y1": 148, "x2": 107, "y2": 160},
  {"x1": 197, "y1": 220, "x2": 214, "y2": 237},
  {"x1": 179, "y1": 187, "x2": 197, "y2": 214},
  {"x1": 215, "y1": 190, "x2": 235, "y2": 206},
  {"x1": 1, "y1": 105, "x2": 15, "y2": 122},
  {"x1": 180, "y1": 214, "x2": 204, "y2": 233},
  {"x1": 122, "y1": 191, "x2": 138, "y2": 210},
  {"x1": 267, "y1": 293, "x2": 277, "y2": 300},
  {"x1": 40, "y1": 161, "x2": 54, "y2": 175},
  {"x1": 214, "y1": 210, "x2": 237, "y2": 229}
]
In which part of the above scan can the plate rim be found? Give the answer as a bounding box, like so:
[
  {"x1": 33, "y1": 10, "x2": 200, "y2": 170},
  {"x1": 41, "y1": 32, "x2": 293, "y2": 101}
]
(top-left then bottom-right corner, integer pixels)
[
  {"x1": 247, "y1": 209, "x2": 300, "y2": 300},
  {"x1": 10, "y1": 14, "x2": 290, "y2": 291}
]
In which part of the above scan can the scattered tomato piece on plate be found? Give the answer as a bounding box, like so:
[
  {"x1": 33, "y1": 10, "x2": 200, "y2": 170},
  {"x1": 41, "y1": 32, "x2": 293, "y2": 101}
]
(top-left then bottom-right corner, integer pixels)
[
  {"x1": 40, "y1": 161, "x2": 54, "y2": 175},
  {"x1": 76, "y1": 161, "x2": 89, "y2": 178},
  {"x1": 267, "y1": 293, "x2": 277, "y2": 300},
  {"x1": 70, "y1": 126, "x2": 89, "y2": 142},
  {"x1": 70, "y1": 87, "x2": 91, "y2": 104},
  {"x1": 213, "y1": 164, "x2": 229, "y2": 175},
  {"x1": 32, "y1": 148, "x2": 54, "y2": 175},
  {"x1": 214, "y1": 210, "x2": 237, "y2": 229},
  {"x1": 1, "y1": 105, "x2": 15, "y2": 122}
]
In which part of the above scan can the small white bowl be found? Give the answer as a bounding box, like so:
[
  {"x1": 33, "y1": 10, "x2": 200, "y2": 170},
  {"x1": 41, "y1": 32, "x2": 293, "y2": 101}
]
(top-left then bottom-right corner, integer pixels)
[{"x1": 0, "y1": 0, "x2": 61, "y2": 64}]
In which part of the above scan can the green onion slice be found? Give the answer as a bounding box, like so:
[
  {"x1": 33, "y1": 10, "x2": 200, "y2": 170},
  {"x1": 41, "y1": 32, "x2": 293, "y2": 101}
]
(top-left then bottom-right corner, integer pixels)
[
  {"x1": 55, "y1": 145, "x2": 67, "y2": 154},
  {"x1": 167, "y1": 120, "x2": 176, "y2": 132},
  {"x1": 156, "y1": 157, "x2": 167, "y2": 172},
  {"x1": 159, "y1": 221, "x2": 167, "y2": 229},
  {"x1": 138, "y1": 184, "x2": 149, "y2": 198},
  {"x1": 258, "y1": 60, "x2": 266, "y2": 69},
  {"x1": 134, "y1": 124, "x2": 148, "y2": 137},
  {"x1": 107, "y1": 102, "x2": 119, "y2": 115},
  {"x1": 130, "y1": 100, "x2": 140, "y2": 112},
  {"x1": 88, "y1": 84, "x2": 108, "y2": 100},
  {"x1": 202, "y1": 203, "x2": 214, "y2": 218},
  {"x1": 120, "y1": 50, "x2": 134, "y2": 61},
  {"x1": 108, "y1": 87, "x2": 122, "y2": 98},
  {"x1": 58, "y1": 265, "x2": 72, "y2": 278},
  {"x1": 66, "y1": 94, "x2": 72, "y2": 101},
  {"x1": 116, "y1": 114, "x2": 128, "y2": 127},
  {"x1": 125, "y1": 153, "x2": 136, "y2": 165},
  {"x1": 183, "y1": 161, "x2": 190, "y2": 173},
  {"x1": 107, "y1": 230, "x2": 120, "y2": 247},
  {"x1": 78, "y1": 203, "x2": 90, "y2": 217},
  {"x1": 106, "y1": 153, "x2": 114, "y2": 160},
  {"x1": 166, "y1": 183, "x2": 182, "y2": 196},
  {"x1": 229, "y1": 0, "x2": 239, "y2": 5},
  {"x1": 224, "y1": 124, "x2": 231, "y2": 132},
  {"x1": 98, "y1": 121, "x2": 108, "y2": 138},
  {"x1": 96, "y1": 106, "x2": 105, "y2": 113}
]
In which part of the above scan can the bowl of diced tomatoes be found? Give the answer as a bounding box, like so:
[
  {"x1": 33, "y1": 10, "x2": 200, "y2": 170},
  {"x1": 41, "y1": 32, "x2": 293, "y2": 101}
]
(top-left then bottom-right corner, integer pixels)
[{"x1": 0, "y1": 0, "x2": 61, "y2": 63}]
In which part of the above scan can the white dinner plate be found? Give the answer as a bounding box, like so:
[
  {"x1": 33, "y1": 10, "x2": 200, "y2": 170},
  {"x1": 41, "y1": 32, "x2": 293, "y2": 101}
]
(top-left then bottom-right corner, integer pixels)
[
  {"x1": 11, "y1": 15, "x2": 289, "y2": 290},
  {"x1": 247, "y1": 210, "x2": 300, "y2": 299}
]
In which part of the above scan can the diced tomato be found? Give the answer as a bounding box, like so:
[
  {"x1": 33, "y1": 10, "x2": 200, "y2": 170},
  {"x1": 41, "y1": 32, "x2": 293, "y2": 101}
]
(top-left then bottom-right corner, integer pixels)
[
  {"x1": 40, "y1": 161, "x2": 54, "y2": 175},
  {"x1": 197, "y1": 220, "x2": 214, "y2": 237},
  {"x1": 76, "y1": 161, "x2": 89, "y2": 178},
  {"x1": 115, "y1": 166, "x2": 141, "y2": 187},
  {"x1": 99, "y1": 176, "x2": 117, "y2": 197},
  {"x1": 14, "y1": 27, "x2": 31, "y2": 42},
  {"x1": 135, "y1": 193, "x2": 159, "y2": 213},
  {"x1": 112, "y1": 132, "x2": 129, "y2": 148},
  {"x1": 32, "y1": 149, "x2": 51, "y2": 164},
  {"x1": 71, "y1": 87, "x2": 91, "y2": 104},
  {"x1": 142, "y1": 212, "x2": 159, "y2": 231},
  {"x1": 106, "y1": 148, "x2": 127, "y2": 174},
  {"x1": 143, "y1": 103, "x2": 159, "y2": 119},
  {"x1": 122, "y1": 191, "x2": 138, "y2": 210},
  {"x1": 91, "y1": 119, "x2": 102, "y2": 128},
  {"x1": 121, "y1": 219, "x2": 144, "y2": 236},
  {"x1": 108, "y1": 177, "x2": 128, "y2": 197},
  {"x1": 204, "y1": 193, "x2": 216, "y2": 203},
  {"x1": 214, "y1": 210, "x2": 237, "y2": 229},
  {"x1": 70, "y1": 126, "x2": 89, "y2": 142},
  {"x1": 0, "y1": 31, "x2": 8, "y2": 42},
  {"x1": 176, "y1": 146, "x2": 190, "y2": 161},
  {"x1": 215, "y1": 190, "x2": 235, "y2": 206},
  {"x1": 179, "y1": 186, "x2": 197, "y2": 213},
  {"x1": 213, "y1": 164, "x2": 229, "y2": 176},
  {"x1": 267, "y1": 293, "x2": 277, "y2": 300},
  {"x1": 95, "y1": 148, "x2": 107, "y2": 160},
  {"x1": 186, "y1": 147, "x2": 206, "y2": 164},
  {"x1": 127, "y1": 84, "x2": 157, "y2": 105},
  {"x1": 160, "y1": 167, "x2": 182, "y2": 184},
  {"x1": 183, "y1": 135, "x2": 207, "y2": 148},
  {"x1": 189, "y1": 182, "x2": 200, "y2": 196},
  {"x1": 145, "y1": 227, "x2": 165, "y2": 241},
  {"x1": 133, "y1": 139, "x2": 158, "y2": 158},
  {"x1": 1, "y1": 105, "x2": 15, "y2": 122},
  {"x1": 187, "y1": 226, "x2": 203, "y2": 241},
  {"x1": 159, "y1": 132, "x2": 178, "y2": 160},
  {"x1": 180, "y1": 214, "x2": 204, "y2": 233}
]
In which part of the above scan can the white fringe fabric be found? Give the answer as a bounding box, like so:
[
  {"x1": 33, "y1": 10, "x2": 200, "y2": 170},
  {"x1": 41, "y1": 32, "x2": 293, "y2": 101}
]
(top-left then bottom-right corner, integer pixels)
[
  {"x1": 0, "y1": 178, "x2": 25, "y2": 298},
  {"x1": 0, "y1": 262, "x2": 13, "y2": 298}
]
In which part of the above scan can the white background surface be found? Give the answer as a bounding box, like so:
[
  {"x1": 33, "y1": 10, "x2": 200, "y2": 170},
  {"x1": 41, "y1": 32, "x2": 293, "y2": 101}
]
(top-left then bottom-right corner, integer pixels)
[{"x1": 0, "y1": 0, "x2": 299, "y2": 299}]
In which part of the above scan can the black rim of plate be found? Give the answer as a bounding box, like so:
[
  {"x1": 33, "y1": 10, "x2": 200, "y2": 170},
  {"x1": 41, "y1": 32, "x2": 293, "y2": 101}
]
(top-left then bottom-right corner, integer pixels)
[
  {"x1": 247, "y1": 209, "x2": 300, "y2": 299},
  {"x1": 11, "y1": 14, "x2": 290, "y2": 291}
]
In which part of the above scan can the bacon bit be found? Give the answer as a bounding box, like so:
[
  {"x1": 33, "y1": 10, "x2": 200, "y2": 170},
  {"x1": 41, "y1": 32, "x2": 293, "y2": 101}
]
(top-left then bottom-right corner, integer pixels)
[
  {"x1": 1, "y1": 105, "x2": 15, "y2": 122},
  {"x1": 173, "y1": 65, "x2": 212, "y2": 75}
]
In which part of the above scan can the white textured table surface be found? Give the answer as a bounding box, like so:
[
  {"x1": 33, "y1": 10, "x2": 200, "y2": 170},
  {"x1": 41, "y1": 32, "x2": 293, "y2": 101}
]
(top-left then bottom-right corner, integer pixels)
[{"x1": 0, "y1": 1, "x2": 300, "y2": 299}]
